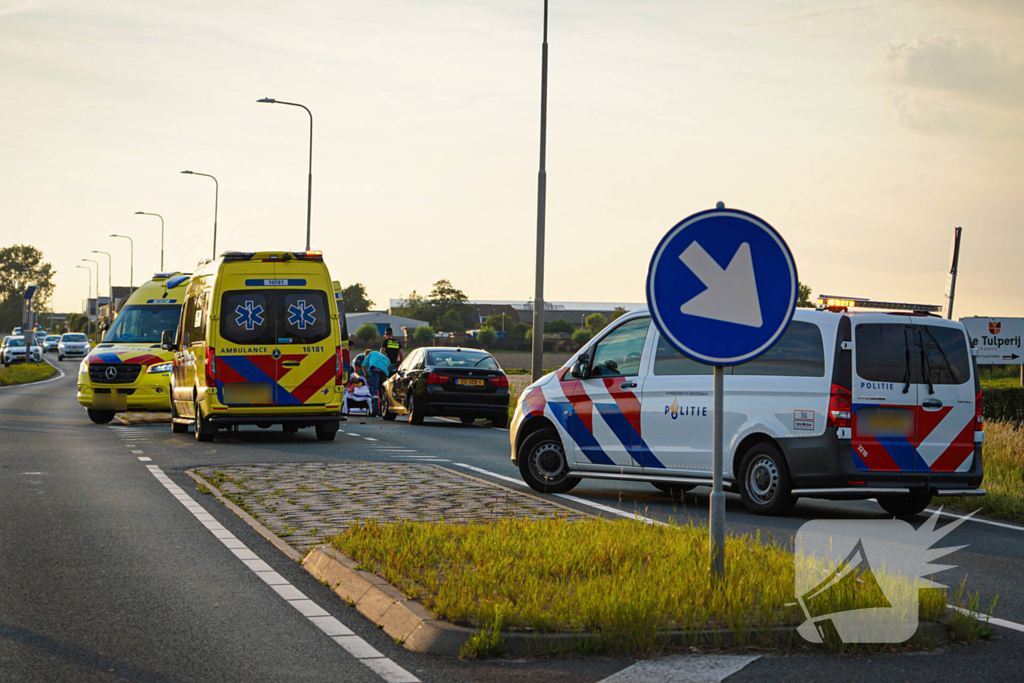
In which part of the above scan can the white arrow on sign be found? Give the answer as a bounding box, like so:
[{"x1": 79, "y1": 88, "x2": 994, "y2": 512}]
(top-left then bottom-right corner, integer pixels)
[{"x1": 678, "y1": 241, "x2": 763, "y2": 328}]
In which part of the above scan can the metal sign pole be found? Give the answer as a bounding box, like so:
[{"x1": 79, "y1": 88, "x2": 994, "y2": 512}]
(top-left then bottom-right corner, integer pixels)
[
  {"x1": 710, "y1": 364, "x2": 725, "y2": 579},
  {"x1": 945, "y1": 226, "x2": 962, "y2": 320}
]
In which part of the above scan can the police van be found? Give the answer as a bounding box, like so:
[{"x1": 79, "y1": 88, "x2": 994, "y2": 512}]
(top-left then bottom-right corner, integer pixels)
[
  {"x1": 77, "y1": 272, "x2": 190, "y2": 424},
  {"x1": 510, "y1": 297, "x2": 985, "y2": 517},
  {"x1": 163, "y1": 250, "x2": 344, "y2": 442}
]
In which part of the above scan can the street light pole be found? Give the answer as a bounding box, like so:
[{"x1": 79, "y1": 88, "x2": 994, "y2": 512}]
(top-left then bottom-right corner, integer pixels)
[
  {"x1": 530, "y1": 0, "x2": 550, "y2": 384},
  {"x1": 181, "y1": 171, "x2": 219, "y2": 259},
  {"x1": 81, "y1": 258, "x2": 100, "y2": 339},
  {"x1": 257, "y1": 98, "x2": 314, "y2": 250},
  {"x1": 135, "y1": 212, "x2": 165, "y2": 271},
  {"x1": 75, "y1": 264, "x2": 93, "y2": 339},
  {"x1": 111, "y1": 235, "x2": 134, "y2": 288}
]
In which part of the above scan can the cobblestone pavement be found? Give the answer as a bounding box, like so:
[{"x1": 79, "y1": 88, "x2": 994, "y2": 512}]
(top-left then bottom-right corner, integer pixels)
[{"x1": 192, "y1": 462, "x2": 588, "y2": 551}]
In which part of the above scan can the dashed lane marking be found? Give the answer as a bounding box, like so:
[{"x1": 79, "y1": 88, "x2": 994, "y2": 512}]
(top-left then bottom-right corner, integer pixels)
[
  {"x1": 137, "y1": 457, "x2": 151, "y2": 462},
  {"x1": 131, "y1": 450, "x2": 143, "y2": 454},
  {"x1": 598, "y1": 654, "x2": 761, "y2": 683},
  {"x1": 364, "y1": 437, "x2": 378, "y2": 441},
  {"x1": 144, "y1": 464, "x2": 419, "y2": 683}
]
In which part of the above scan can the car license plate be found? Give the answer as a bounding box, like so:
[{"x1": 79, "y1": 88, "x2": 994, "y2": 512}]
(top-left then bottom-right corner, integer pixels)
[
  {"x1": 456, "y1": 378, "x2": 485, "y2": 387},
  {"x1": 222, "y1": 382, "x2": 273, "y2": 404}
]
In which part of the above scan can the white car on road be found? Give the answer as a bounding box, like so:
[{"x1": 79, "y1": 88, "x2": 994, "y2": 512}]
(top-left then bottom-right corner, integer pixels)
[
  {"x1": 58, "y1": 333, "x2": 91, "y2": 361},
  {"x1": 3, "y1": 336, "x2": 42, "y2": 366},
  {"x1": 43, "y1": 335, "x2": 61, "y2": 353}
]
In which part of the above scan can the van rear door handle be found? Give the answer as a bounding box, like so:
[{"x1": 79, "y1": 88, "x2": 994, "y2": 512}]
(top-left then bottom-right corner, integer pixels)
[
  {"x1": 620, "y1": 381, "x2": 638, "y2": 389},
  {"x1": 922, "y1": 398, "x2": 943, "y2": 410},
  {"x1": 282, "y1": 361, "x2": 301, "y2": 367}
]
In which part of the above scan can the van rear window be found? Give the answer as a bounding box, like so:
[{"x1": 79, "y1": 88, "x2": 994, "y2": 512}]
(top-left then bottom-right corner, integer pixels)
[
  {"x1": 917, "y1": 325, "x2": 970, "y2": 385},
  {"x1": 220, "y1": 290, "x2": 330, "y2": 345},
  {"x1": 653, "y1": 321, "x2": 824, "y2": 377},
  {"x1": 855, "y1": 324, "x2": 909, "y2": 383},
  {"x1": 856, "y1": 323, "x2": 971, "y2": 386}
]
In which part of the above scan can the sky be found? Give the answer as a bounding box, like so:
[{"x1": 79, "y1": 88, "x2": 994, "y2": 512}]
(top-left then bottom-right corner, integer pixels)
[{"x1": 2, "y1": 0, "x2": 1022, "y2": 318}]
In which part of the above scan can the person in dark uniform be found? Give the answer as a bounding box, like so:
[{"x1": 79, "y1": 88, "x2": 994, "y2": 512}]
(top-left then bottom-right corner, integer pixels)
[{"x1": 380, "y1": 327, "x2": 403, "y2": 375}]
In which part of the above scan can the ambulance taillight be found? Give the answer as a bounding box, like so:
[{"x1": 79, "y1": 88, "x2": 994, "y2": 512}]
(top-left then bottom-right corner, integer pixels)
[{"x1": 205, "y1": 348, "x2": 218, "y2": 386}]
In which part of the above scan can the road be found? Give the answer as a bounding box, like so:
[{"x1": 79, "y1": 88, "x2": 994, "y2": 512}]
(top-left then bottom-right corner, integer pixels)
[{"x1": 2, "y1": 365, "x2": 1023, "y2": 682}]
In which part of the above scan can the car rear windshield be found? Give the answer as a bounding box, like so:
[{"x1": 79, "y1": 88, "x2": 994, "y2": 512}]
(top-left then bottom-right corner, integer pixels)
[
  {"x1": 855, "y1": 323, "x2": 971, "y2": 385},
  {"x1": 104, "y1": 305, "x2": 183, "y2": 344},
  {"x1": 426, "y1": 350, "x2": 499, "y2": 370},
  {"x1": 653, "y1": 321, "x2": 825, "y2": 377},
  {"x1": 63, "y1": 334, "x2": 87, "y2": 342},
  {"x1": 220, "y1": 289, "x2": 330, "y2": 345}
]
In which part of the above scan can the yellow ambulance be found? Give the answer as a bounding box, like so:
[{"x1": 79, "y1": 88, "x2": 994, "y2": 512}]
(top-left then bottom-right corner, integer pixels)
[
  {"x1": 77, "y1": 272, "x2": 191, "y2": 424},
  {"x1": 164, "y1": 250, "x2": 344, "y2": 441}
]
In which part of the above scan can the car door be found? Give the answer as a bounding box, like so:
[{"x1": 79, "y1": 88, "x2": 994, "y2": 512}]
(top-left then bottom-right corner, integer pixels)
[
  {"x1": 912, "y1": 323, "x2": 976, "y2": 472},
  {"x1": 571, "y1": 316, "x2": 651, "y2": 468},
  {"x1": 851, "y1": 320, "x2": 918, "y2": 472}
]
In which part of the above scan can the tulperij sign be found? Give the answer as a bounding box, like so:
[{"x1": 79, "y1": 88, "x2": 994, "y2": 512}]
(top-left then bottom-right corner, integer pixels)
[
  {"x1": 961, "y1": 317, "x2": 1024, "y2": 365},
  {"x1": 793, "y1": 509, "x2": 974, "y2": 643}
]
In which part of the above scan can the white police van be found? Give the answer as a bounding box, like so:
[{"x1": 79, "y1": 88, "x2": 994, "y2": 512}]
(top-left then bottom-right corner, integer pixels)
[{"x1": 509, "y1": 297, "x2": 985, "y2": 516}]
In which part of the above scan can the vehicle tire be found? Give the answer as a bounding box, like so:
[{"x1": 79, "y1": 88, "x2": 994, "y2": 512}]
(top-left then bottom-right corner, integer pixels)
[
  {"x1": 381, "y1": 394, "x2": 397, "y2": 421},
  {"x1": 194, "y1": 401, "x2": 215, "y2": 442},
  {"x1": 460, "y1": 416, "x2": 476, "y2": 425},
  {"x1": 651, "y1": 481, "x2": 696, "y2": 498},
  {"x1": 407, "y1": 392, "x2": 424, "y2": 425},
  {"x1": 491, "y1": 413, "x2": 508, "y2": 429},
  {"x1": 315, "y1": 420, "x2": 339, "y2": 441},
  {"x1": 282, "y1": 423, "x2": 299, "y2": 435},
  {"x1": 877, "y1": 494, "x2": 933, "y2": 517},
  {"x1": 58, "y1": 354, "x2": 64, "y2": 361},
  {"x1": 518, "y1": 427, "x2": 580, "y2": 494},
  {"x1": 737, "y1": 442, "x2": 796, "y2": 516},
  {"x1": 87, "y1": 409, "x2": 115, "y2": 425},
  {"x1": 170, "y1": 401, "x2": 189, "y2": 434}
]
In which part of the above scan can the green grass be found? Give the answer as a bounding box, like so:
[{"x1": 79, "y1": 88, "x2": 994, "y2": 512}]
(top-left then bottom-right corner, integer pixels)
[
  {"x1": 944, "y1": 420, "x2": 1024, "y2": 523},
  {"x1": 0, "y1": 362, "x2": 56, "y2": 387},
  {"x1": 332, "y1": 517, "x2": 947, "y2": 656},
  {"x1": 981, "y1": 377, "x2": 1022, "y2": 390}
]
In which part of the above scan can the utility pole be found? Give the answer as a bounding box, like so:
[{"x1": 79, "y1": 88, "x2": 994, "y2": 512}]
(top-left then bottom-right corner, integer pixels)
[{"x1": 531, "y1": 0, "x2": 550, "y2": 383}]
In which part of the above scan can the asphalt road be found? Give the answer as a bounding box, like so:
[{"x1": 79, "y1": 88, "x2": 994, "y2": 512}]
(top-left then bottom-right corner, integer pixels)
[{"x1": 3, "y1": 364, "x2": 1023, "y2": 682}]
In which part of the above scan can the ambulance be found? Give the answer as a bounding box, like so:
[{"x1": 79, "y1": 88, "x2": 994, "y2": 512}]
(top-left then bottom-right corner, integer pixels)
[
  {"x1": 510, "y1": 297, "x2": 986, "y2": 517},
  {"x1": 163, "y1": 250, "x2": 344, "y2": 442},
  {"x1": 77, "y1": 272, "x2": 190, "y2": 424}
]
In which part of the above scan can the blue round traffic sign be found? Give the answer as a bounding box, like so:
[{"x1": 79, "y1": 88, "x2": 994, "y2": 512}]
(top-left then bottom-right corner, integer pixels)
[{"x1": 646, "y1": 207, "x2": 797, "y2": 365}]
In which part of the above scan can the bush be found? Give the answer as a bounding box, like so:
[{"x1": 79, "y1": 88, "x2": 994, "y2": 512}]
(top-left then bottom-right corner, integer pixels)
[
  {"x1": 983, "y1": 388, "x2": 1024, "y2": 426},
  {"x1": 354, "y1": 323, "x2": 380, "y2": 344},
  {"x1": 544, "y1": 319, "x2": 574, "y2": 336},
  {"x1": 572, "y1": 328, "x2": 593, "y2": 347},
  {"x1": 437, "y1": 310, "x2": 466, "y2": 334},
  {"x1": 585, "y1": 313, "x2": 608, "y2": 335},
  {"x1": 477, "y1": 329, "x2": 498, "y2": 348},
  {"x1": 413, "y1": 326, "x2": 435, "y2": 343}
]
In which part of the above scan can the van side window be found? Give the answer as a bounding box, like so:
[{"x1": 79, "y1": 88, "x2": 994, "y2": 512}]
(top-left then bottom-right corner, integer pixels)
[
  {"x1": 732, "y1": 321, "x2": 825, "y2": 377},
  {"x1": 589, "y1": 317, "x2": 650, "y2": 378},
  {"x1": 653, "y1": 334, "x2": 712, "y2": 375},
  {"x1": 856, "y1": 324, "x2": 910, "y2": 383},
  {"x1": 193, "y1": 284, "x2": 208, "y2": 344},
  {"x1": 916, "y1": 325, "x2": 970, "y2": 385},
  {"x1": 181, "y1": 296, "x2": 196, "y2": 347}
]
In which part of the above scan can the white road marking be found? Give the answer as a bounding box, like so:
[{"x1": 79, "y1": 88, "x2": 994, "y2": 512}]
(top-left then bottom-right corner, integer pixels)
[
  {"x1": 930, "y1": 508, "x2": 1024, "y2": 533},
  {"x1": 599, "y1": 654, "x2": 761, "y2": 683},
  {"x1": 347, "y1": 433, "x2": 361, "y2": 437},
  {"x1": 452, "y1": 463, "x2": 666, "y2": 526},
  {"x1": 364, "y1": 437, "x2": 378, "y2": 441},
  {"x1": 131, "y1": 450, "x2": 143, "y2": 454},
  {"x1": 144, "y1": 464, "x2": 420, "y2": 683},
  {"x1": 137, "y1": 457, "x2": 151, "y2": 462},
  {"x1": 948, "y1": 605, "x2": 1024, "y2": 634}
]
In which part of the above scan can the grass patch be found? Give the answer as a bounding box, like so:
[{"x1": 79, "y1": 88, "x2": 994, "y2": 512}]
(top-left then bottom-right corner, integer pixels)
[
  {"x1": 981, "y1": 377, "x2": 1022, "y2": 390},
  {"x1": 947, "y1": 579, "x2": 998, "y2": 643},
  {"x1": 944, "y1": 420, "x2": 1024, "y2": 524},
  {"x1": 332, "y1": 517, "x2": 947, "y2": 656},
  {"x1": 0, "y1": 361, "x2": 56, "y2": 387}
]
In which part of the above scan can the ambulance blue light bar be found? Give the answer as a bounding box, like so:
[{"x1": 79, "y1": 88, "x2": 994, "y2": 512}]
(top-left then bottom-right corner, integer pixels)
[{"x1": 817, "y1": 295, "x2": 943, "y2": 313}]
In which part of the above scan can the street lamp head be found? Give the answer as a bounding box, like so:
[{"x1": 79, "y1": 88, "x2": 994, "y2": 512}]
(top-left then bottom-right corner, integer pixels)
[
  {"x1": 134, "y1": 211, "x2": 144, "y2": 215},
  {"x1": 257, "y1": 97, "x2": 276, "y2": 103},
  {"x1": 180, "y1": 170, "x2": 193, "y2": 174},
  {"x1": 110, "y1": 234, "x2": 124, "y2": 238}
]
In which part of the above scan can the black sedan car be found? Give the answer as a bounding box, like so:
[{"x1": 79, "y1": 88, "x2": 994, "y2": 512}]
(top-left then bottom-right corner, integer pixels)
[{"x1": 381, "y1": 347, "x2": 510, "y2": 427}]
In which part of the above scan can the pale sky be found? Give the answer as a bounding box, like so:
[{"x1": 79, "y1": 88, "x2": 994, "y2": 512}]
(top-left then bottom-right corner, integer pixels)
[{"x1": 3, "y1": 0, "x2": 1022, "y2": 318}]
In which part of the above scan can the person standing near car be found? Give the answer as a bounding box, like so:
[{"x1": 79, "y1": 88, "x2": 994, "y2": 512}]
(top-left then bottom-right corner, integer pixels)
[
  {"x1": 380, "y1": 327, "x2": 403, "y2": 375},
  {"x1": 362, "y1": 349, "x2": 391, "y2": 416}
]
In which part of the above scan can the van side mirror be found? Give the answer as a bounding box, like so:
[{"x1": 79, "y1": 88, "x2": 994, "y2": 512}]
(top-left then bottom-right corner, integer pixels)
[
  {"x1": 570, "y1": 354, "x2": 590, "y2": 380},
  {"x1": 161, "y1": 329, "x2": 177, "y2": 352}
]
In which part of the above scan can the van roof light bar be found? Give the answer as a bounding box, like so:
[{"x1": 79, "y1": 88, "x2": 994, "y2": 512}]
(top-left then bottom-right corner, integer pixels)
[
  {"x1": 221, "y1": 251, "x2": 256, "y2": 262},
  {"x1": 817, "y1": 295, "x2": 943, "y2": 313}
]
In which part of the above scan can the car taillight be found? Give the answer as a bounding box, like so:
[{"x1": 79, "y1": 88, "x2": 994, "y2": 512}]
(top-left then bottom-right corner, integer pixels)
[
  {"x1": 828, "y1": 384, "x2": 851, "y2": 428},
  {"x1": 426, "y1": 372, "x2": 449, "y2": 385},
  {"x1": 205, "y1": 348, "x2": 217, "y2": 385},
  {"x1": 976, "y1": 390, "x2": 983, "y2": 431},
  {"x1": 490, "y1": 375, "x2": 509, "y2": 388}
]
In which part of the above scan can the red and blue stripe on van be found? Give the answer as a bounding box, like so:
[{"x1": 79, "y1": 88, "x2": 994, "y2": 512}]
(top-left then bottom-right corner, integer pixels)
[
  {"x1": 215, "y1": 353, "x2": 337, "y2": 406},
  {"x1": 851, "y1": 403, "x2": 974, "y2": 473}
]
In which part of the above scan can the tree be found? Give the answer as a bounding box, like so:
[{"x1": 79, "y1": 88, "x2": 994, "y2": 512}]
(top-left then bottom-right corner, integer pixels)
[
  {"x1": 354, "y1": 323, "x2": 380, "y2": 344},
  {"x1": 342, "y1": 283, "x2": 373, "y2": 313},
  {"x1": 436, "y1": 310, "x2": 465, "y2": 334},
  {"x1": 413, "y1": 325, "x2": 436, "y2": 343},
  {"x1": 797, "y1": 282, "x2": 814, "y2": 308},
  {"x1": 483, "y1": 313, "x2": 517, "y2": 332},
  {"x1": 392, "y1": 279, "x2": 471, "y2": 326},
  {"x1": 505, "y1": 321, "x2": 529, "y2": 340},
  {"x1": 67, "y1": 313, "x2": 90, "y2": 333},
  {"x1": 572, "y1": 328, "x2": 593, "y2": 347},
  {"x1": 544, "y1": 319, "x2": 574, "y2": 336},
  {"x1": 0, "y1": 245, "x2": 56, "y2": 333},
  {"x1": 477, "y1": 329, "x2": 498, "y2": 348},
  {"x1": 610, "y1": 306, "x2": 627, "y2": 321},
  {"x1": 585, "y1": 313, "x2": 608, "y2": 335}
]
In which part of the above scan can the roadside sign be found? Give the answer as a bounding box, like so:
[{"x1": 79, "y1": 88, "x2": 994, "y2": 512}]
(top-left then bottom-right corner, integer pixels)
[
  {"x1": 23, "y1": 285, "x2": 37, "y2": 301},
  {"x1": 961, "y1": 317, "x2": 1023, "y2": 365},
  {"x1": 646, "y1": 207, "x2": 798, "y2": 365}
]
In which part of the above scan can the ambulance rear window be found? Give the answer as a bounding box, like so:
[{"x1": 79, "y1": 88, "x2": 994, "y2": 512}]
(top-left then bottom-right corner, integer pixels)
[{"x1": 220, "y1": 289, "x2": 330, "y2": 345}]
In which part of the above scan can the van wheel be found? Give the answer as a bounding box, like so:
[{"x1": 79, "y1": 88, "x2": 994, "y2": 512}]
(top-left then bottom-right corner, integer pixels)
[
  {"x1": 87, "y1": 409, "x2": 115, "y2": 424},
  {"x1": 738, "y1": 443, "x2": 796, "y2": 516},
  {"x1": 878, "y1": 494, "x2": 932, "y2": 517},
  {"x1": 407, "y1": 393, "x2": 424, "y2": 425},
  {"x1": 518, "y1": 428, "x2": 579, "y2": 494},
  {"x1": 194, "y1": 401, "x2": 215, "y2": 442},
  {"x1": 491, "y1": 413, "x2": 508, "y2": 429},
  {"x1": 315, "y1": 420, "x2": 339, "y2": 441},
  {"x1": 171, "y1": 402, "x2": 189, "y2": 434},
  {"x1": 282, "y1": 424, "x2": 299, "y2": 435},
  {"x1": 652, "y1": 482, "x2": 696, "y2": 498}
]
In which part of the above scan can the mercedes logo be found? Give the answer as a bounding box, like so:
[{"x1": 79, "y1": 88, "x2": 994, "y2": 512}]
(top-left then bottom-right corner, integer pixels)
[
  {"x1": 105, "y1": 366, "x2": 118, "y2": 380},
  {"x1": 271, "y1": 349, "x2": 281, "y2": 359}
]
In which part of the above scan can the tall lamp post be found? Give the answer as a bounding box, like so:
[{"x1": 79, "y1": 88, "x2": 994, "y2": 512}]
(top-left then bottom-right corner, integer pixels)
[
  {"x1": 91, "y1": 250, "x2": 112, "y2": 320},
  {"x1": 530, "y1": 0, "x2": 550, "y2": 383},
  {"x1": 135, "y1": 211, "x2": 165, "y2": 271},
  {"x1": 110, "y1": 235, "x2": 134, "y2": 288},
  {"x1": 257, "y1": 97, "x2": 314, "y2": 250},
  {"x1": 181, "y1": 170, "x2": 219, "y2": 259},
  {"x1": 75, "y1": 264, "x2": 93, "y2": 339},
  {"x1": 81, "y1": 259, "x2": 100, "y2": 340}
]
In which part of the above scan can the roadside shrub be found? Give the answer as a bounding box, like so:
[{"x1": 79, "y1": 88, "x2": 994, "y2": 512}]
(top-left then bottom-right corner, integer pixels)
[
  {"x1": 572, "y1": 328, "x2": 593, "y2": 347},
  {"x1": 983, "y1": 388, "x2": 1024, "y2": 426},
  {"x1": 354, "y1": 323, "x2": 380, "y2": 344},
  {"x1": 413, "y1": 326, "x2": 435, "y2": 343},
  {"x1": 477, "y1": 329, "x2": 498, "y2": 348},
  {"x1": 437, "y1": 310, "x2": 465, "y2": 334},
  {"x1": 585, "y1": 313, "x2": 608, "y2": 335}
]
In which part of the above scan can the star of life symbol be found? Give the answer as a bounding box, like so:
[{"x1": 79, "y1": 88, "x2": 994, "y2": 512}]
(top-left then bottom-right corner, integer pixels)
[
  {"x1": 235, "y1": 301, "x2": 265, "y2": 331},
  {"x1": 287, "y1": 300, "x2": 317, "y2": 330},
  {"x1": 792, "y1": 508, "x2": 975, "y2": 644}
]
